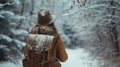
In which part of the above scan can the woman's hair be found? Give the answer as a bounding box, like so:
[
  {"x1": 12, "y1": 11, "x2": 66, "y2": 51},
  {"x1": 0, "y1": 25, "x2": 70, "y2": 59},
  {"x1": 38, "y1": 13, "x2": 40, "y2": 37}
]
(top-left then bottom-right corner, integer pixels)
[
  {"x1": 31, "y1": 23, "x2": 58, "y2": 35},
  {"x1": 47, "y1": 23, "x2": 57, "y2": 33}
]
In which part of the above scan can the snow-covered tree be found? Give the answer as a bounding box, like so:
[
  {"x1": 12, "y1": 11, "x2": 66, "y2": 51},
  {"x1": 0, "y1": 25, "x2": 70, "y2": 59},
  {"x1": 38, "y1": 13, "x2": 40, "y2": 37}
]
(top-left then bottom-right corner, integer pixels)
[
  {"x1": 59, "y1": 0, "x2": 120, "y2": 66},
  {"x1": 0, "y1": 0, "x2": 27, "y2": 63}
]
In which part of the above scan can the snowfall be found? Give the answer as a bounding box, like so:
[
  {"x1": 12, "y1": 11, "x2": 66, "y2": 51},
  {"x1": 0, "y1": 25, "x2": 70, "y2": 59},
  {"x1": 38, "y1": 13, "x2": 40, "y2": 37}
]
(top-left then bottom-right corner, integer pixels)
[{"x1": 0, "y1": 48, "x2": 100, "y2": 67}]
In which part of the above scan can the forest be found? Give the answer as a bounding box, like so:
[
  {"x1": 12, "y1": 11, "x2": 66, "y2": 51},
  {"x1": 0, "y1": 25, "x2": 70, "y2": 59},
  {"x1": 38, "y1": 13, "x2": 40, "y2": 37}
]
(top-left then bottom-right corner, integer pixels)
[{"x1": 0, "y1": 0, "x2": 120, "y2": 67}]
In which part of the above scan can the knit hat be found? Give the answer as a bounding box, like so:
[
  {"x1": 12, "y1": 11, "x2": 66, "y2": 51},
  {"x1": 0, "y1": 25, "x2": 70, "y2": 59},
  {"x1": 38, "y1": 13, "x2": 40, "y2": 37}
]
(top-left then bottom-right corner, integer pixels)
[{"x1": 37, "y1": 9, "x2": 56, "y2": 25}]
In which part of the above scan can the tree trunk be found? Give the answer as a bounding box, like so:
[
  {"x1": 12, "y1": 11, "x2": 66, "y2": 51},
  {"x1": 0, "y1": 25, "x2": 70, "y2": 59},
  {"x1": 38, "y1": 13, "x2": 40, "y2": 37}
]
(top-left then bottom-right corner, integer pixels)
[
  {"x1": 28, "y1": 0, "x2": 35, "y2": 26},
  {"x1": 16, "y1": 0, "x2": 25, "y2": 29},
  {"x1": 110, "y1": 0, "x2": 119, "y2": 56},
  {"x1": 30, "y1": 0, "x2": 34, "y2": 15}
]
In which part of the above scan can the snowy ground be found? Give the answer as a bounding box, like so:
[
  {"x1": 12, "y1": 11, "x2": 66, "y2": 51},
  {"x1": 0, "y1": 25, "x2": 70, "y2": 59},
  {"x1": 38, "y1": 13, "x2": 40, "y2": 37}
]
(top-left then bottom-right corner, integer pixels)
[
  {"x1": 61, "y1": 48, "x2": 99, "y2": 67},
  {"x1": 0, "y1": 48, "x2": 99, "y2": 67}
]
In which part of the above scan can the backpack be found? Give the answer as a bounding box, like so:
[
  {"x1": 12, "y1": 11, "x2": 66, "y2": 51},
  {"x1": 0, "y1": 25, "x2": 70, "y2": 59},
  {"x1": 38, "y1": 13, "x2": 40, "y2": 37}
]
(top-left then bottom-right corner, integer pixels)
[{"x1": 25, "y1": 34, "x2": 54, "y2": 65}]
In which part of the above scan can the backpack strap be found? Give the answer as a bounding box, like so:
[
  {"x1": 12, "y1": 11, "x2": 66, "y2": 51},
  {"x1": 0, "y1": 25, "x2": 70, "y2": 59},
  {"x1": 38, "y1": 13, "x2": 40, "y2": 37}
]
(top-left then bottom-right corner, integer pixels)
[
  {"x1": 32, "y1": 34, "x2": 38, "y2": 50},
  {"x1": 40, "y1": 35, "x2": 49, "y2": 65},
  {"x1": 40, "y1": 35, "x2": 48, "y2": 51}
]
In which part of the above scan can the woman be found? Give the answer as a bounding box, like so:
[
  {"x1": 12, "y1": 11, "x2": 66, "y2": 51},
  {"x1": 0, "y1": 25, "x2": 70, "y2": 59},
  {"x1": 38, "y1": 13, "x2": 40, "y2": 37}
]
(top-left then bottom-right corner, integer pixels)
[{"x1": 23, "y1": 8, "x2": 68, "y2": 67}]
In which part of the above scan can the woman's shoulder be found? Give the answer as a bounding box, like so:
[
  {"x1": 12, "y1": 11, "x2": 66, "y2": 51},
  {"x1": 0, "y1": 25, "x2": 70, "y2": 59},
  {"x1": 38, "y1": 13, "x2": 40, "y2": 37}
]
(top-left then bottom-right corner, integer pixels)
[{"x1": 53, "y1": 32, "x2": 62, "y2": 41}]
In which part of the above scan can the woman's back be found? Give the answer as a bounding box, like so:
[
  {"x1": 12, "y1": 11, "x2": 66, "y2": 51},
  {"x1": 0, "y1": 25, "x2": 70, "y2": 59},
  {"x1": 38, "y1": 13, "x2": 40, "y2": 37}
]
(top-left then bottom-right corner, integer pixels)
[{"x1": 22, "y1": 8, "x2": 68, "y2": 67}]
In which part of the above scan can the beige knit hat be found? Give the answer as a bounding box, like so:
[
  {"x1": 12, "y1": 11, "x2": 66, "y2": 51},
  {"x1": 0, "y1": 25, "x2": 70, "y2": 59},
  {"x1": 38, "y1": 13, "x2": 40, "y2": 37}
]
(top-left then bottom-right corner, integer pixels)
[{"x1": 37, "y1": 9, "x2": 56, "y2": 25}]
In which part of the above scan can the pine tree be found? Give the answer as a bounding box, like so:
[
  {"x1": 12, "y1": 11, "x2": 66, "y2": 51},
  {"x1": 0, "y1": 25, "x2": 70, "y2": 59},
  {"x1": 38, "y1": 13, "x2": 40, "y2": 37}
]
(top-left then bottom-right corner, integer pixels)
[{"x1": 0, "y1": 0, "x2": 26, "y2": 63}]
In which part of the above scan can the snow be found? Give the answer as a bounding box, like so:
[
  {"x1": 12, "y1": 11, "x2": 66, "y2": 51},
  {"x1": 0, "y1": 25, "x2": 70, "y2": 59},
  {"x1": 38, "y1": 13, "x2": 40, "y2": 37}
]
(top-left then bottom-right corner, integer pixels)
[
  {"x1": 0, "y1": 48, "x2": 99, "y2": 67},
  {"x1": 26, "y1": 34, "x2": 54, "y2": 51},
  {"x1": 0, "y1": 34, "x2": 12, "y2": 42},
  {"x1": 10, "y1": 29, "x2": 28, "y2": 35},
  {"x1": 0, "y1": 61, "x2": 22, "y2": 67},
  {"x1": 61, "y1": 48, "x2": 99, "y2": 67},
  {"x1": 13, "y1": 39, "x2": 26, "y2": 48}
]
